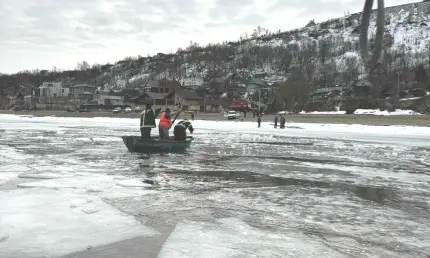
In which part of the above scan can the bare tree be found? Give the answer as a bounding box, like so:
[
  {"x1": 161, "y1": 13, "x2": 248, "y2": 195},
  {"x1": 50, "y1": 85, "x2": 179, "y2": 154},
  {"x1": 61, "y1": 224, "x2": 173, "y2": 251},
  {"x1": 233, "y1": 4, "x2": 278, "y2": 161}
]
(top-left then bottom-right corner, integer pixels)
[
  {"x1": 359, "y1": 0, "x2": 385, "y2": 73},
  {"x1": 342, "y1": 54, "x2": 360, "y2": 86},
  {"x1": 279, "y1": 47, "x2": 292, "y2": 73},
  {"x1": 76, "y1": 61, "x2": 90, "y2": 71}
]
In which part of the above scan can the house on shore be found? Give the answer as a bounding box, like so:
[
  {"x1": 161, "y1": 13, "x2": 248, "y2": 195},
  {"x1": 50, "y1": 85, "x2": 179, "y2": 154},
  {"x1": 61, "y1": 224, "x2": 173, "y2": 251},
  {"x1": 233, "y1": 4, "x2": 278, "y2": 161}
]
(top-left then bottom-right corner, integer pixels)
[
  {"x1": 246, "y1": 77, "x2": 268, "y2": 91},
  {"x1": 181, "y1": 76, "x2": 204, "y2": 90},
  {"x1": 173, "y1": 90, "x2": 203, "y2": 111},
  {"x1": 39, "y1": 82, "x2": 69, "y2": 98},
  {"x1": 11, "y1": 93, "x2": 25, "y2": 110},
  {"x1": 132, "y1": 92, "x2": 175, "y2": 109},
  {"x1": 203, "y1": 98, "x2": 228, "y2": 112},
  {"x1": 209, "y1": 77, "x2": 229, "y2": 93},
  {"x1": 97, "y1": 95, "x2": 124, "y2": 106},
  {"x1": 157, "y1": 78, "x2": 181, "y2": 94},
  {"x1": 0, "y1": 90, "x2": 10, "y2": 108},
  {"x1": 70, "y1": 84, "x2": 96, "y2": 103},
  {"x1": 265, "y1": 90, "x2": 287, "y2": 113}
]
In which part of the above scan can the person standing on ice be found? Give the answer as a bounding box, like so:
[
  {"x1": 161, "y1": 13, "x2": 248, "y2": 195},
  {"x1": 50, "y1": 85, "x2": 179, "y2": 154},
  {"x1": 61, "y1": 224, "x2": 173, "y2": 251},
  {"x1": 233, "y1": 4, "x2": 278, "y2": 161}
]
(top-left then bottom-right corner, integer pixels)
[
  {"x1": 274, "y1": 115, "x2": 278, "y2": 128},
  {"x1": 257, "y1": 116, "x2": 261, "y2": 128},
  {"x1": 140, "y1": 104, "x2": 156, "y2": 139},
  {"x1": 280, "y1": 116, "x2": 285, "y2": 129}
]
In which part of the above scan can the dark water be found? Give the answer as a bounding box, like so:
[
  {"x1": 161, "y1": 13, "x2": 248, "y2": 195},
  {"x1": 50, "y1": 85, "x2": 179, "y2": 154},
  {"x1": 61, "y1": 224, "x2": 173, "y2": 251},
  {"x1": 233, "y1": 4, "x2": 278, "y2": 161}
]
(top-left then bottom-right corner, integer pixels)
[{"x1": 0, "y1": 115, "x2": 429, "y2": 258}]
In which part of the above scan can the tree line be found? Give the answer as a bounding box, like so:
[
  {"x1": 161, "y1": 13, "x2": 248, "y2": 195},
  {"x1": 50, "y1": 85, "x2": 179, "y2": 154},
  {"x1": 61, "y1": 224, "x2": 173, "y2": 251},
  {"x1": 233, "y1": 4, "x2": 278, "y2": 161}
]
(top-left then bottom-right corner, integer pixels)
[{"x1": 1, "y1": 24, "x2": 429, "y2": 104}]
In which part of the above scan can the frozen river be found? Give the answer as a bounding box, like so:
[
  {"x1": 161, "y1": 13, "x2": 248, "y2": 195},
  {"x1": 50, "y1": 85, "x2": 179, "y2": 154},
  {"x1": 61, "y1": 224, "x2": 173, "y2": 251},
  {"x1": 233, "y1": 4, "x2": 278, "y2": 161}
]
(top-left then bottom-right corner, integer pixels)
[{"x1": 0, "y1": 114, "x2": 429, "y2": 258}]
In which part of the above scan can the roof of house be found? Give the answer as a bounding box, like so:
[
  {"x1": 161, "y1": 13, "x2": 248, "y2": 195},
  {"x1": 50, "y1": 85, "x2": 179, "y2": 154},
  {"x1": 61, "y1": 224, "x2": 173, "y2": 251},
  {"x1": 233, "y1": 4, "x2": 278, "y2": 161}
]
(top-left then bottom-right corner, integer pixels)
[
  {"x1": 176, "y1": 90, "x2": 203, "y2": 100},
  {"x1": 99, "y1": 95, "x2": 123, "y2": 100},
  {"x1": 134, "y1": 92, "x2": 167, "y2": 100},
  {"x1": 106, "y1": 89, "x2": 141, "y2": 97},
  {"x1": 249, "y1": 77, "x2": 268, "y2": 86},
  {"x1": 71, "y1": 84, "x2": 96, "y2": 88},
  {"x1": 14, "y1": 92, "x2": 24, "y2": 99},
  {"x1": 146, "y1": 80, "x2": 158, "y2": 87},
  {"x1": 123, "y1": 89, "x2": 141, "y2": 96},
  {"x1": 79, "y1": 92, "x2": 94, "y2": 95},
  {"x1": 148, "y1": 93, "x2": 167, "y2": 99},
  {"x1": 210, "y1": 77, "x2": 228, "y2": 84},
  {"x1": 352, "y1": 79, "x2": 372, "y2": 87}
]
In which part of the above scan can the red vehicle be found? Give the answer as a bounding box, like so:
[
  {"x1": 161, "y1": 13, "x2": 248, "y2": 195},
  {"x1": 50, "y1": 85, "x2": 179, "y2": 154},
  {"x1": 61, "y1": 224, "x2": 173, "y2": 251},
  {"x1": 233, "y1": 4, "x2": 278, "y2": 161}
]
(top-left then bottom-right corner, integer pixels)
[{"x1": 229, "y1": 100, "x2": 252, "y2": 111}]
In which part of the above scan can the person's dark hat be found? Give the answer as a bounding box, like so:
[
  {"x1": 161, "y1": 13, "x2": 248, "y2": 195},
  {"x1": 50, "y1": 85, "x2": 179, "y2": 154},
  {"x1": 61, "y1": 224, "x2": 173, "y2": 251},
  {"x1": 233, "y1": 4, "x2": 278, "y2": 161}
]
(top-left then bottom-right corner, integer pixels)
[{"x1": 165, "y1": 108, "x2": 171, "y2": 113}]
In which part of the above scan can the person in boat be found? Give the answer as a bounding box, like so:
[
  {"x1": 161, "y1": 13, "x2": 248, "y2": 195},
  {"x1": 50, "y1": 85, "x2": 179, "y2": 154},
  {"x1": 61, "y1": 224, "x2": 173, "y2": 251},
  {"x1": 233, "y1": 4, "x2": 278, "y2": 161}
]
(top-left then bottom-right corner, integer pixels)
[
  {"x1": 158, "y1": 107, "x2": 181, "y2": 139},
  {"x1": 173, "y1": 120, "x2": 194, "y2": 141},
  {"x1": 140, "y1": 103, "x2": 156, "y2": 139}
]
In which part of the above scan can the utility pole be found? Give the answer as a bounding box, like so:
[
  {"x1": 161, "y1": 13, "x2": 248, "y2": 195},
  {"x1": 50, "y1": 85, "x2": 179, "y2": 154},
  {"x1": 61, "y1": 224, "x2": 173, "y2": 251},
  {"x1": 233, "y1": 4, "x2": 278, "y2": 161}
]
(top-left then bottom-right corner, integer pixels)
[
  {"x1": 397, "y1": 71, "x2": 400, "y2": 99},
  {"x1": 258, "y1": 88, "x2": 261, "y2": 104}
]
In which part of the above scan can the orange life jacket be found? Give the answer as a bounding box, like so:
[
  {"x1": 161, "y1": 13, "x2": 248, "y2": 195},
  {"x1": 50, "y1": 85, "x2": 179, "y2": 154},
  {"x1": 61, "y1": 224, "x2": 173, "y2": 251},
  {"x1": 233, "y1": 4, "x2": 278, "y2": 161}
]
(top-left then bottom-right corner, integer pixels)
[{"x1": 159, "y1": 112, "x2": 170, "y2": 127}]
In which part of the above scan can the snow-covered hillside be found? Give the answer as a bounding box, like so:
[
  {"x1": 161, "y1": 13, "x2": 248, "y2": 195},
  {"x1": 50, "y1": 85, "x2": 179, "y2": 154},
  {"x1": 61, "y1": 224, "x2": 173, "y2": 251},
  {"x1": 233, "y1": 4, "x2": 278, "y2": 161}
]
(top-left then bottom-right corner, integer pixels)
[
  {"x1": 2, "y1": 1, "x2": 430, "y2": 95},
  {"x1": 93, "y1": 1, "x2": 430, "y2": 90}
]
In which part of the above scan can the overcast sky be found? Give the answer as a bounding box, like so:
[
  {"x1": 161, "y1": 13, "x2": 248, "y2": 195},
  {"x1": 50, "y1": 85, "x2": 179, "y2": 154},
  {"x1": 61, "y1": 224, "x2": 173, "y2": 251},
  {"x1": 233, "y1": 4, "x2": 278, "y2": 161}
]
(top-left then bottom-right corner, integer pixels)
[{"x1": 0, "y1": 0, "x2": 417, "y2": 74}]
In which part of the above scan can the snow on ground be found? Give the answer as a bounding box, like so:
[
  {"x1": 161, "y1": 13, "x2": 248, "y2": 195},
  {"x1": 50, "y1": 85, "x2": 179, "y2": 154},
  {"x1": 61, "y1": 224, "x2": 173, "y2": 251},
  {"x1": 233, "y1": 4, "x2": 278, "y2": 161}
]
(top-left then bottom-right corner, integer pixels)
[
  {"x1": 158, "y1": 218, "x2": 347, "y2": 258},
  {"x1": 299, "y1": 110, "x2": 346, "y2": 115},
  {"x1": 0, "y1": 188, "x2": 158, "y2": 257},
  {"x1": 354, "y1": 109, "x2": 422, "y2": 115},
  {"x1": 298, "y1": 109, "x2": 422, "y2": 115}
]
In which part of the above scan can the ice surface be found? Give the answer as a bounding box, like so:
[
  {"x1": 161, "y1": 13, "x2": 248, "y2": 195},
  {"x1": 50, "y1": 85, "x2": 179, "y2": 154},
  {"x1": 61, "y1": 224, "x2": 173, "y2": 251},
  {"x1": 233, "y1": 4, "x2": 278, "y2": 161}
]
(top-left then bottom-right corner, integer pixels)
[
  {"x1": 18, "y1": 172, "x2": 73, "y2": 179},
  {"x1": 0, "y1": 172, "x2": 18, "y2": 185},
  {"x1": 0, "y1": 188, "x2": 158, "y2": 257},
  {"x1": 116, "y1": 179, "x2": 151, "y2": 187},
  {"x1": 16, "y1": 173, "x2": 156, "y2": 199},
  {"x1": 158, "y1": 218, "x2": 347, "y2": 258},
  {"x1": 1, "y1": 114, "x2": 429, "y2": 141},
  {"x1": 1, "y1": 114, "x2": 429, "y2": 257}
]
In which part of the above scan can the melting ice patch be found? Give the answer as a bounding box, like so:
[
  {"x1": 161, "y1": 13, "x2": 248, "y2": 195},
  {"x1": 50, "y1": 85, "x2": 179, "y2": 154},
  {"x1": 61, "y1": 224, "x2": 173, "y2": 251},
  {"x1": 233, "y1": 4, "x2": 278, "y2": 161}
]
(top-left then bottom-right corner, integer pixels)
[
  {"x1": 16, "y1": 172, "x2": 156, "y2": 199},
  {"x1": 18, "y1": 172, "x2": 73, "y2": 179},
  {"x1": 0, "y1": 188, "x2": 158, "y2": 257},
  {"x1": 0, "y1": 172, "x2": 19, "y2": 186},
  {"x1": 158, "y1": 218, "x2": 347, "y2": 258}
]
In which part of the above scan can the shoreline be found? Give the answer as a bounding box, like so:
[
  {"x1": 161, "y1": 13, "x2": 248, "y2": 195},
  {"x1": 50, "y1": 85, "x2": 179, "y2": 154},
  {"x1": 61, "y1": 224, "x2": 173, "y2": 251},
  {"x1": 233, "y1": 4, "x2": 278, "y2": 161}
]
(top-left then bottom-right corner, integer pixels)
[{"x1": 1, "y1": 110, "x2": 429, "y2": 127}]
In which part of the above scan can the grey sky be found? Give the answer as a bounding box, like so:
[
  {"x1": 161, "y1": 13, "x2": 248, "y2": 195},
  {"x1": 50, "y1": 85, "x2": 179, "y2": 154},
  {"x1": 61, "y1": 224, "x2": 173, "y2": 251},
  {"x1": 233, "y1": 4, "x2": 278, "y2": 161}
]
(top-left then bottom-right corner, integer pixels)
[{"x1": 0, "y1": 0, "x2": 416, "y2": 74}]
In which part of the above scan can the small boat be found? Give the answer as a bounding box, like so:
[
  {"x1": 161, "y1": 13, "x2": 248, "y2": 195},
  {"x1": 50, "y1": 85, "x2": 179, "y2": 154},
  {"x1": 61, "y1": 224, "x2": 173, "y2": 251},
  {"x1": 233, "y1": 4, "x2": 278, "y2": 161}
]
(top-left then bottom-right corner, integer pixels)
[{"x1": 121, "y1": 136, "x2": 194, "y2": 153}]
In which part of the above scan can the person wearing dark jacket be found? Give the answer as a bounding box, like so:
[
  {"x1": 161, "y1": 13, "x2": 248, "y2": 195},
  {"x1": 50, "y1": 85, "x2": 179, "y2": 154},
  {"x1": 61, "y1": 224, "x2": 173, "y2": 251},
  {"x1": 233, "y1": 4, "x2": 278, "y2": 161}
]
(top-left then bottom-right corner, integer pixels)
[
  {"x1": 257, "y1": 116, "x2": 261, "y2": 128},
  {"x1": 173, "y1": 120, "x2": 194, "y2": 141},
  {"x1": 140, "y1": 104, "x2": 156, "y2": 139},
  {"x1": 280, "y1": 116, "x2": 286, "y2": 128},
  {"x1": 274, "y1": 116, "x2": 278, "y2": 128}
]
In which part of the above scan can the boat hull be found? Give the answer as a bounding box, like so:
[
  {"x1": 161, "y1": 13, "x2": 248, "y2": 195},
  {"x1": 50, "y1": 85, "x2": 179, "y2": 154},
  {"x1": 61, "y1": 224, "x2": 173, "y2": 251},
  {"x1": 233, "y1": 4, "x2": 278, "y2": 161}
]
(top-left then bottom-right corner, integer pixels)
[{"x1": 121, "y1": 136, "x2": 193, "y2": 153}]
